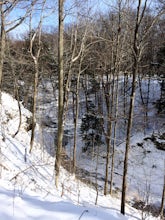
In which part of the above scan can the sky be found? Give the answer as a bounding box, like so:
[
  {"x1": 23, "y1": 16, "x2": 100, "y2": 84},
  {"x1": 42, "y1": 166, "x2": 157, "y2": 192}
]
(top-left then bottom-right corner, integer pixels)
[
  {"x1": 6, "y1": 0, "x2": 163, "y2": 39},
  {"x1": 8, "y1": 0, "x2": 57, "y2": 39},
  {"x1": 7, "y1": 0, "x2": 109, "y2": 39}
]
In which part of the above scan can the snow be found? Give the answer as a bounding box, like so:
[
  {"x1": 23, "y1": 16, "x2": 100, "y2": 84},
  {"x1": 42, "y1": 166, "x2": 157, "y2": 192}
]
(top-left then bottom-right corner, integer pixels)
[
  {"x1": 62, "y1": 78, "x2": 165, "y2": 208},
  {"x1": 0, "y1": 182, "x2": 124, "y2": 220},
  {"x1": 0, "y1": 92, "x2": 162, "y2": 219}
]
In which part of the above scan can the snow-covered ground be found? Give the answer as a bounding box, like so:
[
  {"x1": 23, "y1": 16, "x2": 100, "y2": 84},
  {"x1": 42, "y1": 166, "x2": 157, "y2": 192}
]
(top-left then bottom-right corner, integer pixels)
[
  {"x1": 0, "y1": 92, "x2": 161, "y2": 219},
  {"x1": 63, "y1": 78, "x2": 165, "y2": 206}
]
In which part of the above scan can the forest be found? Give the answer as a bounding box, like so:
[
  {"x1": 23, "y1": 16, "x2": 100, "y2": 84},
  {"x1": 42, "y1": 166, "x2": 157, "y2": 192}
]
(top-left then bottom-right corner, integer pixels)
[{"x1": 0, "y1": 0, "x2": 165, "y2": 219}]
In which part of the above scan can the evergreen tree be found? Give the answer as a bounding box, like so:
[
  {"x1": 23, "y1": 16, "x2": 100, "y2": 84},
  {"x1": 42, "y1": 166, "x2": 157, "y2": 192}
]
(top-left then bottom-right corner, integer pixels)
[{"x1": 81, "y1": 101, "x2": 102, "y2": 152}]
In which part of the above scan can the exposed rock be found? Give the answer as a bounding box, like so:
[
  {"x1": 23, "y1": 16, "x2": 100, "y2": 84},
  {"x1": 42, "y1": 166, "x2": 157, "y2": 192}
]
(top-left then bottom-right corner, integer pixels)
[
  {"x1": 144, "y1": 133, "x2": 165, "y2": 151},
  {"x1": 137, "y1": 142, "x2": 143, "y2": 147},
  {"x1": 132, "y1": 200, "x2": 164, "y2": 217},
  {"x1": 42, "y1": 115, "x2": 57, "y2": 128}
]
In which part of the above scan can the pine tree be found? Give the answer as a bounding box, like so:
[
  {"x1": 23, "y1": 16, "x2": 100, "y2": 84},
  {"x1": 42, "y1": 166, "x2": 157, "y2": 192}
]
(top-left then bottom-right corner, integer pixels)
[{"x1": 81, "y1": 101, "x2": 102, "y2": 152}]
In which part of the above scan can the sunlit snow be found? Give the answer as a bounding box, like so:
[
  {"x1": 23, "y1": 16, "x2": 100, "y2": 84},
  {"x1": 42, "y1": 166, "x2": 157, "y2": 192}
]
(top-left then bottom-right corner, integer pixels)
[{"x1": 0, "y1": 92, "x2": 162, "y2": 219}]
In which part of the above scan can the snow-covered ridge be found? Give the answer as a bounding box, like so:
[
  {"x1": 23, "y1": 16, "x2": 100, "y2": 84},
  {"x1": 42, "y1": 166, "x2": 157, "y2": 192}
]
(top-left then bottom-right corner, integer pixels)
[
  {"x1": 0, "y1": 92, "x2": 160, "y2": 219},
  {"x1": 1, "y1": 92, "x2": 31, "y2": 135}
]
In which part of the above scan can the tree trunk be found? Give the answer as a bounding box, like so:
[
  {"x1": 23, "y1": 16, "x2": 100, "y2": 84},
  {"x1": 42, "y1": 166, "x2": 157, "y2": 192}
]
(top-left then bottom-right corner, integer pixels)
[
  {"x1": 110, "y1": 75, "x2": 119, "y2": 195},
  {"x1": 103, "y1": 75, "x2": 113, "y2": 195},
  {"x1": 160, "y1": 160, "x2": 165, "y2": 219},
  {"x1": 73, "y1": 59, "x2": 82, "y2": 173},
  {"x1": 121, "y1": 67, "x2": 137, "y2": 215},
  {"x1": 29, "y1": 0, "x2": 45, "y2": 153},
  {"x1": 0, "y1": 3, "x2": 6, "y2": 146},
  {"x1": 121, "y1": 0, "x2": 144, "y2": 214},
  {"x1": 55, "y1": 0, "x2": 64, "y2": 188},
  {"x1": 29, "y1": 59, "x2": 39, "y2": 153},
  {"x1": 0, "y1": 3, "x2": 5, "y2": 92}
]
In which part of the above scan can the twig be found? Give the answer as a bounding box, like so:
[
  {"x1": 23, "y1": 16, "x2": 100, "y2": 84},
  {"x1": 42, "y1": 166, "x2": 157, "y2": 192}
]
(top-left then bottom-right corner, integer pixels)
[
  {"x1": 10, "y1": 165, "x2": 34, "y2": 181},
  {"x1": 78, "y1": 210, "x2": 88, "y2": 220}
]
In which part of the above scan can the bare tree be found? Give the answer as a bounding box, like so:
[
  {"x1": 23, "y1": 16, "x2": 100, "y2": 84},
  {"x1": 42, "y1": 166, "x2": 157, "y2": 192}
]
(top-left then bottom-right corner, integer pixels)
[
  {"x1": 121, "y1": 0, "x2": 165, "y2": 214},
  {"x1": 0, "y1": 0, "x2": 36, "y2": 94},
  {"x1": 121, "y1": 0, "x2": 148, "y2": 214},
  {"x1": 29, "y1": 0, "x2": 47, "y2": 153},
  {"x1": 71, "y1": 21, "x2": 91, "y2": 173},
  {"x1": 0, "y1": 1, "x2": 36, "y2": 167},
  {"x1": 55, "y1": 1, "x2": 93, "y2": 184},
  {"x1": 55, "y1": 0, "x2": 64, "y2": 188}
]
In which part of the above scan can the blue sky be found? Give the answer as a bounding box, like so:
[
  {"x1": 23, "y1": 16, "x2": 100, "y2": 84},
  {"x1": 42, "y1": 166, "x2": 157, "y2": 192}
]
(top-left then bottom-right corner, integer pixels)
[
  {"x1": 8, "y1": 0, "x2": 57, "y2": 39},
  {"x1": 8, "y1": 0, "x2": 158, "y2": 39},
  {"x1": 8, "y1": 0, "x2": 110, "y2": 39}
]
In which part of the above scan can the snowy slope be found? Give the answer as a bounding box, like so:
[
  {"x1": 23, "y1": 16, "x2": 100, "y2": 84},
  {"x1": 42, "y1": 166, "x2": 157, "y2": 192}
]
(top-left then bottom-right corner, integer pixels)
[{"x1": 0, "y1": 92, "x2": 160, "y2": 219}]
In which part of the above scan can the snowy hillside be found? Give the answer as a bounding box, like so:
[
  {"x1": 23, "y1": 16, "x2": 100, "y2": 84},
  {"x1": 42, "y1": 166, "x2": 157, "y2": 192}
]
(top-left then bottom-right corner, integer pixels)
[{"x1": 0, "y1": 92, "x2": 161, "y2": 219}]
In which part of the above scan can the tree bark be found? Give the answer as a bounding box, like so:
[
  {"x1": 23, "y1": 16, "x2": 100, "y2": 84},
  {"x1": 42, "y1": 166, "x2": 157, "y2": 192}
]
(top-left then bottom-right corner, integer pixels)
[
  {"x1": 103, "y1": 74, "x2": 113, "y2": 196},
  {"x1": 73, "y1": 59, "x2": 82, "y2": 173},
  {"x1": 29, "y1": 0, "x2": 46, "y2": 153},
  {"x1": 0, "y1": 3, "x2": 5, "y2": 92},
  {"x1": 55, "y1": 0, "x2": 64, "y2": 188},
  {"x1": 160, "y1": 160, "x2": 165, "y2": 219},
  {"x1": 121, "y1": 0, "x2": 144, "y2": 214}
]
